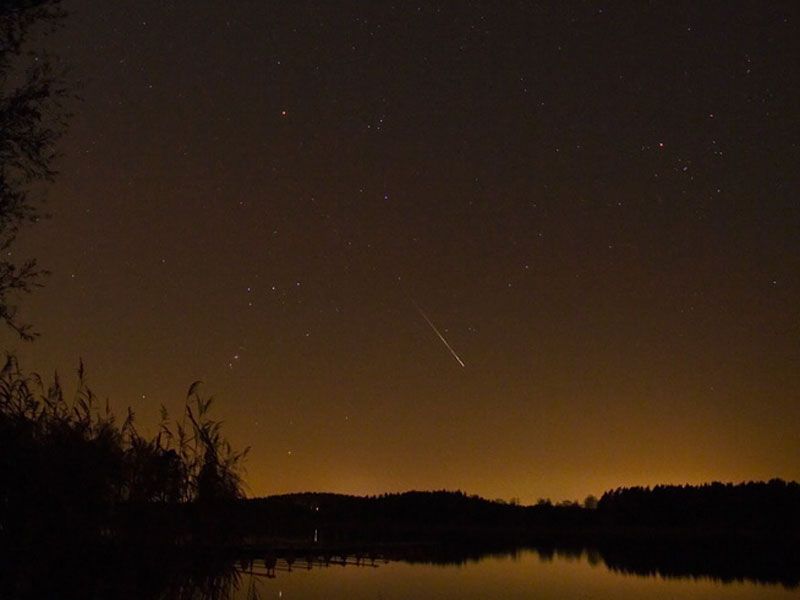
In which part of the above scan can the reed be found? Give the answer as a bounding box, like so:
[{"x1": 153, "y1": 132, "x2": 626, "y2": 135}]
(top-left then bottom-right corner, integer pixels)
[{"x1": 0, "y1": 354, "x2": 249, "y2": 545}]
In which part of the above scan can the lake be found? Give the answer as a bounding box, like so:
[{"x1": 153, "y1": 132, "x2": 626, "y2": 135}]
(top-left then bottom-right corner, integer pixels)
[
  {"x1": 3, "y1": 540, "x2": 796, "y2": 598},
  {"x1": 231, "y1": 547, "x2": 797, "y2": 600}
]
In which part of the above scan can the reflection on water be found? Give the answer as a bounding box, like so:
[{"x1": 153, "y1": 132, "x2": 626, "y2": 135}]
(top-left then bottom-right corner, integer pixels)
[
  {"x1": 1, "y1": 542, "x2": 797, "y2": 599},
  {"x1": 237, "y1": 549, "x2": 799, "y2": 600},
  {"x1": 234, "y1": 544, "x2": 798, "y2": 600}
]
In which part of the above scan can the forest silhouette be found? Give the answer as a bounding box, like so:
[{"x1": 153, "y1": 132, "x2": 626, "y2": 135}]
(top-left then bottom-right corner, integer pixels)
[{"x1": 235, "y1": 484, "x2": 800, "y2": 543}]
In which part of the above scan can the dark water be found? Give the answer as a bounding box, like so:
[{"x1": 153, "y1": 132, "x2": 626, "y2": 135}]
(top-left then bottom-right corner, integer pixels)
[
  {"x1": 3, "y1": 543, "x2": 796, "y2": 598},
  {"x1": 230, "y1": 549, "x2": 796, "y2": 600}
]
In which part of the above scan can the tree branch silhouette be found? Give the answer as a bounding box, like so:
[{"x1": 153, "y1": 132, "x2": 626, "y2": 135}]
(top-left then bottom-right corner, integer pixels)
[{"x1": 0, "y1": 0, "x2": 69, "y2": 339}]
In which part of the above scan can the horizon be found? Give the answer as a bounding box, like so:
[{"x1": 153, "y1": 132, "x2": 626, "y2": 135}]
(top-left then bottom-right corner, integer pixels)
[{"x1": 249, "y1": 477, "x2": 800, "y2": 506}]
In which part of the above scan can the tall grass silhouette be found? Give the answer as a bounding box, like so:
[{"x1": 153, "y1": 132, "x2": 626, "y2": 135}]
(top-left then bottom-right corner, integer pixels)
[{"x1": 0, "y1": 354, "x2": 248, "y2": 546}]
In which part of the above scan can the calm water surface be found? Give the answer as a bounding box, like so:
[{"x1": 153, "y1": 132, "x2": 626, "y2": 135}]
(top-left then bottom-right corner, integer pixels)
[{"x1": 234, "y1": 549, "x2": 796, "y2": 600}]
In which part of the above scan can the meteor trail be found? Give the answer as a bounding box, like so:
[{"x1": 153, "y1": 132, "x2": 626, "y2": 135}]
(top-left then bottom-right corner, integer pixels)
[{"x1": 410, "y1": 299, "x2": 466, "y2": 367}]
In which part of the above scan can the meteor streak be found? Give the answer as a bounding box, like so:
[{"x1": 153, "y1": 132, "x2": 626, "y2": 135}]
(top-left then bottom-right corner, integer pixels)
[{"x1": 410, "y1": 299, "x2": 466, "y2": 367}]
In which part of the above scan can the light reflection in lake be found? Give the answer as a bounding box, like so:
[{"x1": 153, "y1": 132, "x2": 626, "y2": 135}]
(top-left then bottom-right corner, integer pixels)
[
  {"x1": 232, "y1": 548, "x2": 797, "y2": 600},
  {"x1": 2, "y1": 542, "x2": 796, "y2": 598}
]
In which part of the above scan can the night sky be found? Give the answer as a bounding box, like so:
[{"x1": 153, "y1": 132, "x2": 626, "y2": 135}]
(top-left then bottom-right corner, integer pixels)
[{"x1": 8, "y1": 1, "x2": 799, "y2": 502}]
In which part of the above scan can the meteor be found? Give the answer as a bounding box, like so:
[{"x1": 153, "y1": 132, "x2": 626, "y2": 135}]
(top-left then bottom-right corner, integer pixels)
[{"x1": 410, "y1": 299, "x2": 466, "y2": 367}]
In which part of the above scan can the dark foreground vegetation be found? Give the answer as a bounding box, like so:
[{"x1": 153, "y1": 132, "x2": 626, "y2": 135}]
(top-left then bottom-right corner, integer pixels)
[{"x1": 0, "y1": 356, "x2": 249, "y2": 549}]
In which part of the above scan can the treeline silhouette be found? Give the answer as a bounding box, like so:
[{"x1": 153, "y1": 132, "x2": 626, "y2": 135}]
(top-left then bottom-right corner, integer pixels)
[
  {"x1": 0, "y1": 356, "x2": 248, "y2": 549},
  {"x1": 596, "y1": 480, "x2": 800, "y2": 533},
  {"x1": 236, "y1": 482, "x2": 800, "y2": 543}
]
